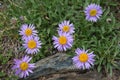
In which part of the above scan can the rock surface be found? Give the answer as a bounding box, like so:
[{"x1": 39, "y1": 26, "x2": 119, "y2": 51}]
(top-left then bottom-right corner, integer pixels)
[{"x1": 22, "y1": 53, "x2": 120, "y2": 80}]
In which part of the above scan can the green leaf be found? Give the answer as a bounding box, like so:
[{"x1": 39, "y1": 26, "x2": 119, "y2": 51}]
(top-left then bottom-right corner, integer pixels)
[{"x1": 0, "y1": 72, "x2": 5, "y2": 77}]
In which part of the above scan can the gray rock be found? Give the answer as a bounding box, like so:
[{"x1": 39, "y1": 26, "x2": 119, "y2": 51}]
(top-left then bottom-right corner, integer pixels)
[
  {"x1": 23, "y1": 53, "x2": 80, "y2": 80},
  {"x1": 21, "y1": 53, "x2": 103, "y2": 80}
]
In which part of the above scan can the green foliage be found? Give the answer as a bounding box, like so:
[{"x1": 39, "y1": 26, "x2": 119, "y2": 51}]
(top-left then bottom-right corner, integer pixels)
[
  {"x1": 0, "y1": 52, "x2": 18, "y2": 80},
  {"x1": 0, "y1": 71, "x2": 5, "y2": 77},
  {"x1": 0, "y1": 0, "x2": 120, "y2": 79}
]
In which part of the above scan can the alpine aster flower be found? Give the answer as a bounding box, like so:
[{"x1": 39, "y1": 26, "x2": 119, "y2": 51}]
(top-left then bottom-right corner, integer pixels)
[
  {"x1": 58, "y1": 20, "x2": 75, "y2": 34},
  {"x1": 52, "y1": 31, "x2": 73, "y2": 51},
  {"x1": 23, "y1": 36, "x2": 42, "y2": 54},
  {"x1": 12, "y1": 56, "x2": 35, "y2": 78},
  {"x1": 72, "y1": 48, "x2": 95, "y2": 69},
  {"x1": 19, "y1": 24, "x2": 38, "y2": 40},
  {"x1": 84, "y1": 3, "x2": 102, "y2": 22}
]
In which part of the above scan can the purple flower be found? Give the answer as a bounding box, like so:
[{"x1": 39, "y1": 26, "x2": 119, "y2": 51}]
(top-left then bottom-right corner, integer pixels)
[
  {"x1": 19, "y1": 24, "x2": 38, "y2": 40},
  {"x1": 12, "y1": 56, "x2": 35, "y2": 78},
  {"x1": 52, "y1": 31, "x2": 73, "y2": 51},
  {"x1": 84, "y1": 3, "x2": 102, "y2": 22},
  {"x1": 23, "y1": 36, "x2": 42, "y2": 54},
  {"x1": 58, "y1": 20, "x2": 75, "y2": 34},
  {"x1": 72, "y1": 48, "x2": 95, "y2": 69}
]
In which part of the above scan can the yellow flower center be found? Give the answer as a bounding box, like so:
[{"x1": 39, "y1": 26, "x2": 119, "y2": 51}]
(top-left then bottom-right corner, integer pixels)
[
  {"x1": 62, "y1": 26, "x2": 70, "y2": 32},
  {"x1": 59, "y1": 36, "x2": 67, "y2": 45},
  {"x1": 20, "y1": 62, "x2": 28, "y2": 71},
  {"x1": 90, "y1": 9, "x2": 97, "y2": 16},
  {"x1": 79, "y1": 53, "x2": 88, "y2": 62},
  {"x1": 28, "y1": 40, "x2": 37, "y2": 49},
  {"x1": 25, "y1": 28, "x2": 32, "y2": 36}
]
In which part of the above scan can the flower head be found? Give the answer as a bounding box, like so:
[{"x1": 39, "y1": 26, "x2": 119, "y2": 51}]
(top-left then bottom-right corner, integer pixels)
[
  {"x1": 12, "y1": 56, "x2": 35, "y2": 78},
  {"x1": 19, "y1": 24, "x2": 38, "y2": 40},
  {"x1": 84, "y1": 3, "x2": 102, "y2": 22},
  {"x1": 52, "y1": 31, "x2": 73, "y2": 51},
  {"x1": 72, "y1": 48, "x2": 95, "y2": 69},
  {"x1": 58, "y1": 20, "x2": 75, "y2": 34},
  {"x1": 23, "y1": 36, "x2": 42, "y2": 54}
]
